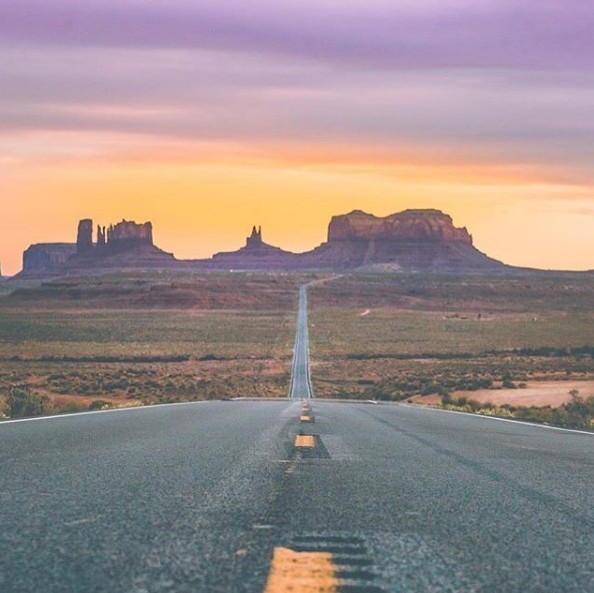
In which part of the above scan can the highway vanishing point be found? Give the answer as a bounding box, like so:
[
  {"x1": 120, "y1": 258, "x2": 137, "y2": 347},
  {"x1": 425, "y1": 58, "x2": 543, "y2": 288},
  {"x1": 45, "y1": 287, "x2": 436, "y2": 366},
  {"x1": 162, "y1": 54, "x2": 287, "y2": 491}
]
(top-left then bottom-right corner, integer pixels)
[{"x1": 1, "y1": 284, "x2": 593, "y2": 592}]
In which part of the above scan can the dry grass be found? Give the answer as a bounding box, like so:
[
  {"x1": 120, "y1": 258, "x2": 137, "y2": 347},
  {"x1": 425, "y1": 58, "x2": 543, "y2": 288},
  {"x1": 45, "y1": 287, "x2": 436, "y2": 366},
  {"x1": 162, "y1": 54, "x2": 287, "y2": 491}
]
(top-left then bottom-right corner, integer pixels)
[
  {"x1": 0, "y1": 272, "x2": 303, "y2": 409},
  {"x1": 307, "y1": 274, "x2": 594, "y2": 403}
]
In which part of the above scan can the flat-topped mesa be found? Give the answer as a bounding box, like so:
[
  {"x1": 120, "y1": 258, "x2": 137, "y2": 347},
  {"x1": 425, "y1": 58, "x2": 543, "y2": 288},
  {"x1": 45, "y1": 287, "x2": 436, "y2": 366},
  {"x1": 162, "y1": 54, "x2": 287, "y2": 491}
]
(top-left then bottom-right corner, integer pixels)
[
  {"x1": 327, "y1": 209, "x2": 473, "y2": 245},
  {"x1": 304, "y1": 208, "x2": 504, "y2": 272},
  {"x1": 22, "y1": 243, "x2": 77, "y2": 275}
]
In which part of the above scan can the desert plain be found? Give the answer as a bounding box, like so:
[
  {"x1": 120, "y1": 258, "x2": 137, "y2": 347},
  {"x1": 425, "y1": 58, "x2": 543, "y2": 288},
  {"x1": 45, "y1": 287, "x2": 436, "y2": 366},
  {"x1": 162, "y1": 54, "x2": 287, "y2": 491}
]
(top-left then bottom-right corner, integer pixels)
[{"x1": 0, "y1": 270, "x2": 593, "y2": 428}]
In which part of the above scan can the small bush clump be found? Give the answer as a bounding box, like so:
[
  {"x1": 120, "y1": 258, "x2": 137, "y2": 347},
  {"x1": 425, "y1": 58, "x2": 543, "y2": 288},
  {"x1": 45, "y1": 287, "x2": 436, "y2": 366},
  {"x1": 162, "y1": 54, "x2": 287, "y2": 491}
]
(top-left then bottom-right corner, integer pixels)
[
  {"x1": 4, "y1": 386, "x2": 53, "y2": 418},
  {"x1": 443, "y1": 389, "x2": 594, "y2": 430}
]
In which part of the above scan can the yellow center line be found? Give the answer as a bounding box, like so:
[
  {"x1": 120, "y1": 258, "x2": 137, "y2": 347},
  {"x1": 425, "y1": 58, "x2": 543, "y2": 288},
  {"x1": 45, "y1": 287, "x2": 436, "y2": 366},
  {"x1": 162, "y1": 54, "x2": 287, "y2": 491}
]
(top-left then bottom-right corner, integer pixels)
[
  {"x1": 294, "y1": 435, "x2": 315, "y2": 448},
  {"x1": 300, "y1": 415, "x2": 312, "y2": 422},
  {"x1": 263, "y1": 547, "x2": 338, "y2": 593}
]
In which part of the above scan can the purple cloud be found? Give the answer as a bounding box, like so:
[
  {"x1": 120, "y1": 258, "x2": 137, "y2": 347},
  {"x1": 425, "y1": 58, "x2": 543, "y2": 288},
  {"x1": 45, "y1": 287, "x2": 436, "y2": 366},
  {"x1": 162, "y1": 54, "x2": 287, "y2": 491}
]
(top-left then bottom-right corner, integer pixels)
[{"x1": 1, "y1": 0, "x2": 594, "y2": 69}]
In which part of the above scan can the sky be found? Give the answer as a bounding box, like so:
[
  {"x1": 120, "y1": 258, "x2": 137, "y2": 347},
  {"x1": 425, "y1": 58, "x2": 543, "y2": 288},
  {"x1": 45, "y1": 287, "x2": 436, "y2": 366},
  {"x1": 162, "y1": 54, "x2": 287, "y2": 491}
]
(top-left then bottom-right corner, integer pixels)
[{"x1": 1, "y1": 0, "x2": 594, "y2": 275}]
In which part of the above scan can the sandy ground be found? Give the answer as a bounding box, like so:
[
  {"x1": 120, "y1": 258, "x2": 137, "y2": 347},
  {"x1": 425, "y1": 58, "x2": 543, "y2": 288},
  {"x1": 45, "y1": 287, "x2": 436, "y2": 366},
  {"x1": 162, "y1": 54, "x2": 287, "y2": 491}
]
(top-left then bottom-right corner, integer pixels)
[{"x1": 412, "y1": 380, "x2": 594, "y2": 408}]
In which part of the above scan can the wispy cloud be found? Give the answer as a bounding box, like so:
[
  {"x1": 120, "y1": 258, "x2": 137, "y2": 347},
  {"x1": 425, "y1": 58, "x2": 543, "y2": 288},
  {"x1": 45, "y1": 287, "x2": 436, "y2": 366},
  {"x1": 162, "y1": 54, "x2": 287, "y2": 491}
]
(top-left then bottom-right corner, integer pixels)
[
  {"x1": 2, "y1": 43, "x2": 594, "y2": 183},
  {"x1": 1, "y1": 1, "x2": 594, "y2": 69}
]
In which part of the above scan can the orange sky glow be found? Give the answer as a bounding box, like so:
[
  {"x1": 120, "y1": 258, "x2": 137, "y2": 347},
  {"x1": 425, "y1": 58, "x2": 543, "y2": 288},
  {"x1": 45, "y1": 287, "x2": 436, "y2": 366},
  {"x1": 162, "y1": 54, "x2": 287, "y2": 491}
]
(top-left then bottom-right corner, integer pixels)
[{"x1": 1, "y1": 131, "x2": 593, "y2": 275}]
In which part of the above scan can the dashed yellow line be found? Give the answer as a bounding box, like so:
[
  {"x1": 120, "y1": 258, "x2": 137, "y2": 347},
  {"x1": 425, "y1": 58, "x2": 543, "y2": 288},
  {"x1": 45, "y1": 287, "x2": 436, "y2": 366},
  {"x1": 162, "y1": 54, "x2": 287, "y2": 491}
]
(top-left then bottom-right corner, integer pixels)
[
  {"x1": 300, "y1": 415, "x2": 312, "y2": 422},
  {"x1": 263, "y1": 547, "x2": 338, "y2": 593},
  {"x1": 294, "y1": 435, "x2": 315, "y2": 448}
]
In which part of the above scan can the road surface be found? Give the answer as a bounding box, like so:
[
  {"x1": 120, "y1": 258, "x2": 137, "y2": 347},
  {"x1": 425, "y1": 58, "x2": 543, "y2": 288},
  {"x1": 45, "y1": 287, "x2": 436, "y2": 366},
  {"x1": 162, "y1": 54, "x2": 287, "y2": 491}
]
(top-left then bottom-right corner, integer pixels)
[
  {"x1": 288, "y1": 285, "x2": 313, "y2": 400},
  {"x1": 0, "y1": 401, "x2": 592, "y2": 592}
]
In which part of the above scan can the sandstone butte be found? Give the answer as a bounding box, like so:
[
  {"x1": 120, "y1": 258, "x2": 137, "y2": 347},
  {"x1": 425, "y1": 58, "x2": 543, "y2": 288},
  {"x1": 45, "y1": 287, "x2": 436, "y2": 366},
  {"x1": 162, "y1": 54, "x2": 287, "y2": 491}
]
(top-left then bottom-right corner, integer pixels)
[
  {"x1": 14, "y1": 209, "x2": 516, "y2": 278},
  {"x1": 327, "y1": 209, "x2": 472, "y2": 243}
]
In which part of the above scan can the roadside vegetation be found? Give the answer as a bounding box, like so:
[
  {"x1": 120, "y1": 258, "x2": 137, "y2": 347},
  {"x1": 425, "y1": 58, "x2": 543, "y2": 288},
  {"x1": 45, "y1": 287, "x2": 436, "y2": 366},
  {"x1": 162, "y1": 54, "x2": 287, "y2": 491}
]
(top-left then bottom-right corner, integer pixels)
[
  {"x1": 0, "y1": 272, "x2": 299, "y2": 419},
  {"x1": 0, "y1": 385, "x2": 117, "y2": 418},
  {"x1": 308, "y1": 273, "x2": 594, "y2": 431},
  {"x1": 442, "y1": 389, "x2": 594, "y2": 430}
]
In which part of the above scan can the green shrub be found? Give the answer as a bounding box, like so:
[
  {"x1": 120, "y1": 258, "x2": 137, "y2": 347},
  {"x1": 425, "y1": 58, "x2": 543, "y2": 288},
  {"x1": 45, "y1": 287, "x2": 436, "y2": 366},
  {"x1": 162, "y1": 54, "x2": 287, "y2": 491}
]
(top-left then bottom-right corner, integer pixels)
[
  {"x1": 89, "y1": 399, "x2": 112, "y2": 411},
  {"x1": 5, "y1": 386, "x2": 53, "y2": 418},
  {"x1": 55, "y1": 401, "x2": 86, "y2": 414}
]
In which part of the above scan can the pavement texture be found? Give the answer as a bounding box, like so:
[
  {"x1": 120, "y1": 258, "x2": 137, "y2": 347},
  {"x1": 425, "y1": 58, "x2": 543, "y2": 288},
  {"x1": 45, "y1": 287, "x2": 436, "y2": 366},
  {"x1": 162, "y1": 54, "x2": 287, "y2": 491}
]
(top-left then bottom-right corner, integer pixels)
[
  {"x1": 1, "y1": 400, "x2": 592, "y2": 593},
  {"x1": 288, "y1": 285, "x2": 313, "y2": 400}
]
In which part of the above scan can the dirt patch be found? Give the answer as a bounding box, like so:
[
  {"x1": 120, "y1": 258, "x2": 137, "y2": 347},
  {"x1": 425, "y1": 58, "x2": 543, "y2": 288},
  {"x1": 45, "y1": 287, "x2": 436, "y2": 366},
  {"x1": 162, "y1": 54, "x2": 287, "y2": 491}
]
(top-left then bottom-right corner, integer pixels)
[
  {"x1": 409, "y1": 380, "x2": 594, "y2": 408},
  {"x1": 409, "y1": 394, "x2": 442, "y2": 406},
  {"x1": 451, "y1": 380, "x2": 594, "y2": 408}
]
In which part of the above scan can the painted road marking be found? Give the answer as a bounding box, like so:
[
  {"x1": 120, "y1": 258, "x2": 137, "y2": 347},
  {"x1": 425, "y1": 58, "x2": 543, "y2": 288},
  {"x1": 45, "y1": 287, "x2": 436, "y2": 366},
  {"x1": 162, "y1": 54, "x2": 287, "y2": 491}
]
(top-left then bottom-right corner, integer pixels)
[
  {"x1": 263, "y1": 536, "x2": 385, "y2": 593},
  {"x1": 300, "y1": 414, "x2": 312, "y2": 422},
  {"x1": 295, "y1": 435, "x2": 316, "y2": 448},
  {"x1": 263, "y1": 547, "x2": 337, "y2": 593}
]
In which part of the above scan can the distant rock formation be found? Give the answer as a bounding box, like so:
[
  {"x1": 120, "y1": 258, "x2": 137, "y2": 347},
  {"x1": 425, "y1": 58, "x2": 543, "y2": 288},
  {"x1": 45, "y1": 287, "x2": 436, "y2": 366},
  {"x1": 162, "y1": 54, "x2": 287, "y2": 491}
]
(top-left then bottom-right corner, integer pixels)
[
  {"x1": 245, "y1": 226, "x2": 263, "y2": 249},
  {"x1": 76, "y1": 219, "x2": 94, "y2": 254},
  {"x1": 16, "y1": 219, "x2": 173, "y2": 277},
  {"x1": 105, "y1": 220, "x2": 153, "y2": 250},
  {"x1": 204, "y1": 211, "x2": 502, "y2": 272},
  {"x1": 327, "y1": 209, "x2": 473, "y2": 244},
  {"x1": 21, "y1": 243, "x2": 77, "y2": 276},
  {"x1": 212, "y1": 225, "x2": 296, "y2": 268},
  {"x1": 66, "y1": 218, "x2": 173, "y2": 270},
  {"x1": 302, "y1": 209, "x2": 506, "y2": 272},
  {"x1": 12, "y1": 209, "x2": 516, "y2": 278},
  {"x1": 76, "y1": 219, "x2": 154, "y2": 255}
]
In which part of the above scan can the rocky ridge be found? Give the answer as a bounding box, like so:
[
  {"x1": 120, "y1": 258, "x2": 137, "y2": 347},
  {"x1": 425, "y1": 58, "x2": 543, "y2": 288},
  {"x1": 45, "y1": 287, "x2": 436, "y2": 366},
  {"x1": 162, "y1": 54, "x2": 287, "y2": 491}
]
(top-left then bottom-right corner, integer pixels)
[{"x1": 14, "y1": 209, "x2": 515, "y2": 277}]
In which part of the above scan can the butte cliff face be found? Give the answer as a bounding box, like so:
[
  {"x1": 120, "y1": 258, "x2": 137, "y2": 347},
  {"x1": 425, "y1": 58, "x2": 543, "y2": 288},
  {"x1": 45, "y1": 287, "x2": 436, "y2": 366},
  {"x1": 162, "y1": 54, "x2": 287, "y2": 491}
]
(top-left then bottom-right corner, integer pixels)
[
  {"x1": 67, "y1": 219, "x2": 173, "y2": 269},
  {"x1": 303, "y1": 209, "x2": 506, "y2": 272},
  {"x1": 327, "y1": 209, "x2": 473, "y2": 244},
  {"x1": 20, "y1": 244, "x2": 77, "y2": 277},
  {"x1": 76, "y1": 219, "x2": 154, "y2": 255},
  {"x1": 18, "y1": 219, "x2": 174, "y2": 277}
]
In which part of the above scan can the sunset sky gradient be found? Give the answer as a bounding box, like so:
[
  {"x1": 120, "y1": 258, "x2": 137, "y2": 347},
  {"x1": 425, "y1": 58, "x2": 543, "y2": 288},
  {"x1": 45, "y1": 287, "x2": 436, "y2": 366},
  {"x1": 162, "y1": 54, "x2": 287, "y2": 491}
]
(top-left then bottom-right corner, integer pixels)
[{"x1": 1, "y1": 0, "x2": 594, "y2": 274}]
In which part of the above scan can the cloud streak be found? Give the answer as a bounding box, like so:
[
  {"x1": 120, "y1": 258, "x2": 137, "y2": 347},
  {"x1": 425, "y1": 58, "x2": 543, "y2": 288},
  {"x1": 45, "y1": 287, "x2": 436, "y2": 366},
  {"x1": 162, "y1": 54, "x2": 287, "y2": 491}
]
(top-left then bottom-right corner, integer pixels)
[
  {"x1": 2, "y1": 43, "x2": 594, "y2": 184},
  {"x1": 1, "y1": 0, "x2": 594, "y2": 69}
]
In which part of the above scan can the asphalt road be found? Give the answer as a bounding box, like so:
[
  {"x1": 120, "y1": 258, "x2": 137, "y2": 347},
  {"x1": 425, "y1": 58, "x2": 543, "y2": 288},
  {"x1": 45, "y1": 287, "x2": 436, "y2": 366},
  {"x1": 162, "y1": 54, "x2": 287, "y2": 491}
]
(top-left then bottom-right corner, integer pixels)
[
  {"x1": 288, "y1": 285, "x2": 313, "y2": 400},
  {"x1": 1, "y1": 401, "x2": 592, "y2": 593}
]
